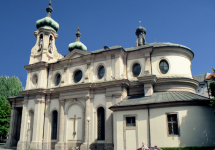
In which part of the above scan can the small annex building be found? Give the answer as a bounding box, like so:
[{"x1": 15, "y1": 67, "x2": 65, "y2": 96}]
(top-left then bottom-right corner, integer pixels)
[{"x1": 6, "y1": 1, "x2": 215, "y2": 150}]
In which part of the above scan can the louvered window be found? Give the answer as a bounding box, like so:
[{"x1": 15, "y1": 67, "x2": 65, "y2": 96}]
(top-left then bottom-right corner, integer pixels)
[
  {"x1": 51, "y1": 111, "x2": 58, "y2": 140},
  {"x1": 167, "y1": 114, "x2": 178, "y2": 135},
  {"x1": 97, "y1": 107, "x2": 105, "y2": 140}
]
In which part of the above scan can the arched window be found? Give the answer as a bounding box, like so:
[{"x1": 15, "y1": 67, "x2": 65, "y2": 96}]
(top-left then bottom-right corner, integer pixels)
[
  {"x1": 48, "y1": 36, "x2": 53, "y2": 53},
  {"x1": 97, "y1": 107, "x2": 105, "y2": 140},
  {"x1": 51, "y1": 110, "x2": 58, "y2": 140},
  {"x1": 38, "y1": 34, "x2": 43, "y2": 52}
]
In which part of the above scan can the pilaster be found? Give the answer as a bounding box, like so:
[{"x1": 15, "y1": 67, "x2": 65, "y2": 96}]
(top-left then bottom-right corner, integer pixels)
[
  {"x1": 17, "y1": 98, "x2": 28, "y2": 150},
  {"x1": 30, "y1": 95, "x2": 46, "y2": 149},
  {"x1": 55, "y1": 99, "x2": 65, "y2": 150},
  {"x1": 105, "y1": 95, "x2": 113, "y2": 144},
  {"x1": 106, "y1": 55, "x2": 112, "y2": 81},
  {"x1": 144, "y1": 53, "x2": 151, "y2": 75},
  {"x1": 42, "y1": 95, "x2": 51, "y2": 149}
]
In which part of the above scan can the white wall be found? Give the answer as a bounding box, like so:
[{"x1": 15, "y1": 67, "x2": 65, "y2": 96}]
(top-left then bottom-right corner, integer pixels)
[{"x1": 151, "y1": 55, "x2": 192, "y2": 78}]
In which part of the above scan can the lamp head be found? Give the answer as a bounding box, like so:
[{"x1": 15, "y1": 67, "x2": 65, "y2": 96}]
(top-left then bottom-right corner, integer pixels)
[
  {"x1": 87, "y1": 117, "x2": 90, "y2": 121},
  {"x1": 27, "y1": 120, "x2": 30, "y2": 124}
]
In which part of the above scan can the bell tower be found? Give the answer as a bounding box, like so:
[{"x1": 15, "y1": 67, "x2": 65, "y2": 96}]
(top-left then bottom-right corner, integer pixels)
[{"x1": 29, "y1": 0, "x2": 63, "y2": 64}]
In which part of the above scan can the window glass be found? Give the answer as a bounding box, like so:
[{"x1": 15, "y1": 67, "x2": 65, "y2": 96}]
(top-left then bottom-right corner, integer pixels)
[
  {"x1": 159, "y1": 60, "x2": 169, "y2": 74},
  {"x1": 97, "y1": 107, "x2": 105, "y2": 140},
  {"x1": 55, "y1": 74, "x2": 61, "y2": 86},
  {"x1": 132, "y1": 63, "x2": 141, "y2": 77},
  {"x1": 98, "y1": 66, "x2": 105, "y2": 79},
  {"x1": 126, "y1": 117, "x2": 136, "y2": 126},
  {"x1": 74, "y1": 70, "x2": 83, "y2": 83},
  {"x1": 51, "y1": 111, "x2": 58, "y2": 140},
  {"x1": 167, "y1": 114, "x2": 178, "y2": 135}
]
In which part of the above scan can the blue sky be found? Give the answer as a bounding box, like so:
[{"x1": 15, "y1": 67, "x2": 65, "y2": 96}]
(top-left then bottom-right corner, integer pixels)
[{"x1": 0, "y1": 0, "x2": 214, "y2": 88}]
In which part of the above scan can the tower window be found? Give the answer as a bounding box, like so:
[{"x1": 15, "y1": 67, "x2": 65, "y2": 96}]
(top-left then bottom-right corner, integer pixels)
[
  {"x1": 132, "y1": 63, "x2": 141, "y2": 77},
  {"x1": 32, "y1": 74, "x2": 38, "y2": 85},
  {"x1": 98, "y1": 66, "x2": 105, "y2": 79},
  {"x1": 38, "y1": 34, "x2": 43, "y2": 52},
  {"x1": 159, "y1": 60, "x2": 169, "y2": 74},
  {"x1": 48, "y1": 36, "x2": 53, "y2": 53},
  {"x1": 55, "y1": 74, "x2": 61, "y2": 86},
  {"x1": 74, "y1": 70, "x2": 83, "y2": 83}
]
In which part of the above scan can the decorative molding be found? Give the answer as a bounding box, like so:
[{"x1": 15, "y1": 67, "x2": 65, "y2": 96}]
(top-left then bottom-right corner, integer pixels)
[
  {"x1": 65, "y1": 100, "x2": 85, "y2": 114},
  {"x1": 138, "y1": 75, "x2": 157, "y2": 84}
]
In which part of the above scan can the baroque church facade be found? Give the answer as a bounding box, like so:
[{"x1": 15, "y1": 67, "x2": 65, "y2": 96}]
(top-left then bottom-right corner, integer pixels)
[{"x1": 6, "y1": 1, "x2": 215, "y2": 150}]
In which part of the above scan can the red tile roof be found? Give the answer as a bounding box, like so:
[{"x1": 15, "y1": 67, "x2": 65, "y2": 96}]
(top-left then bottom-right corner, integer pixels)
[{"x1": 206, "y1": 73, "x2": 215, "y2": 80}]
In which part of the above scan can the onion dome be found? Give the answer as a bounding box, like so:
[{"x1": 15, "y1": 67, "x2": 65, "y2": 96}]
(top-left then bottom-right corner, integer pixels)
[
  {"x1": 68, "y1": 27, "x2": 87, "y2": 52},
  {"x1": 36, "y1": 0, "x2": 59, "y2": 32},
  {"x1": 135, "y1": 22, "x2": 146, "y2": 35}
]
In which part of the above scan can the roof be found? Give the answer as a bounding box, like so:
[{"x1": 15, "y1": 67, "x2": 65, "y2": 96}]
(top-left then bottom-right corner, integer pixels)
[
  {"x1": 124, "y1": 42, "x2": 192, "y2": 52},
  {"x1": 206, "y1": 73, "x2": 215, "y2": 80},
  {"x1": 110, "y1": 91, "x2": 210, "y2": 108},
  {"x1": 193, "y1": 74, "x2": 206, "y2": 83}
]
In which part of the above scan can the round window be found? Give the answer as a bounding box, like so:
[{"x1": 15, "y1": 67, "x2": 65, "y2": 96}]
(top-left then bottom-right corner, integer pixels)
[
  {"x1": 74, "y1": 70, "x2": 83, "y2": 83},
  {"x1": 132, "y1": 63, "x2": 141, "y2": 77},
  {"x1": 159, "y1": 60, "x2": 169, "y2": 74},
  {"x1": 55, "y1": 74, "x2": 61, "y2": 86},
  {"x1": 98, "y1": 66, "x2": 105, "y2": 79},
  {"x1": 32, "y1": 75, "x2": 38, "y2": 85}
]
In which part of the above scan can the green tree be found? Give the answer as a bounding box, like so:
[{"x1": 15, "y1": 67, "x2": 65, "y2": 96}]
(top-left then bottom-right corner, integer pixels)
[
  {"x1": 209, "y1": 68, "x2": 215, "y2": 107},
  {"x1": 0, "y1": 76, "x2": 23, "y2": 140}
]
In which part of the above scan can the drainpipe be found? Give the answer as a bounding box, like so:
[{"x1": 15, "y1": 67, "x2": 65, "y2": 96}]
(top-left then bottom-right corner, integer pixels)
[{"x1": 147, "y1": 105, "x2": 151, "y2": 147}]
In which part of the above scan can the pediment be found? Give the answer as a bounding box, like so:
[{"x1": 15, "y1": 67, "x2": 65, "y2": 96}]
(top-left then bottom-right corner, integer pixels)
[{"x1": 63, "y1": 49, "x2": 91, "y2": 60}]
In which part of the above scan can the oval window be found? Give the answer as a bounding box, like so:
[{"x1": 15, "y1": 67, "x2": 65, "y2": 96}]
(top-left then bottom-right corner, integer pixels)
[
  {"x1": 132, "y1": 63, "x2": 141, "y2": 77},
  {"x1": 98, "y1": 66, "x2": 105, "y2": 79},
  {"x1": 74, "y1": 70, "x2": 83, "y2": 83},
  {"x1": 55, "y1": 74, "x2": 61, "y2": 86},
  {"x1": 32, "y1": 75, "x2": 38, "y2": 85},
  {"x1": 159, "y1": 60, "x2": 169, "y2": 74}
]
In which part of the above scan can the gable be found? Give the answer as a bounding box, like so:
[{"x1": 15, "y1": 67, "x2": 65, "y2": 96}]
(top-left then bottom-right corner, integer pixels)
[{"x1": 63, "y1": 49, "x2": 91, "y2": 60}]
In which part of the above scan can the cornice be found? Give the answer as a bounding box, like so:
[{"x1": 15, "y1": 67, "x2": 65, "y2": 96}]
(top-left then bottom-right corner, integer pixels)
[
  {"x1": 155, "y1": 77, "x2": 199, "y2": 89},
  {"x1": 109, "y1": 101, "x2": 209, "y2": 111},
  {"x1": 24, "y1": 62, "x2": 49, "y2": 71},
  {"x1": 137, "y1": 75, "x2": 157, "y2": 84},
  {"x1": 34, "y1": 29, "x2": 59, "y2": 40}
]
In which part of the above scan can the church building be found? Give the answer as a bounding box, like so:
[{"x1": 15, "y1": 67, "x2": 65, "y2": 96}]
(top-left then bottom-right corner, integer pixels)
[{"x1": 6, "y1": 1, "x2": 215, "y2": 150}]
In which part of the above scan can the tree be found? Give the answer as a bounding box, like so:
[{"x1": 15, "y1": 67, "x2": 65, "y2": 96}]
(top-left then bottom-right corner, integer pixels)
[
  {"x1": 0, "y1": 76, "x2": 23, "y2": 140},
  {"x1": 209, "y1": 68, "x2": 215, "y2": 107}
]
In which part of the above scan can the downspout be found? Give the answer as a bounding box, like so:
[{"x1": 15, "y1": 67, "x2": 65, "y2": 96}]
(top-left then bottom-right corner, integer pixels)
[{"x1": 147, "y1": 105, "x2": 151, "y2": 147}]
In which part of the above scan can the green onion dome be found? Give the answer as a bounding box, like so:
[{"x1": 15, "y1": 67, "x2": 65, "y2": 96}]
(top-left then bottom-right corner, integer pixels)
[
  {"x1": 36, "y1": 1, "x2": 59, "y2": 32},
  {"x1": 136, "y1": 26, "x2": 146, "y2": 35},
  {"x1": 68, "y1": 27, "x2": 87, "y2": 52}
]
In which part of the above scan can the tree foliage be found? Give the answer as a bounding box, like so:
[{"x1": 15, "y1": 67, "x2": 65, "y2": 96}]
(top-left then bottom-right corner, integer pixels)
[
  {"x1": 0, "y1": 76, "x2": 23, "y2": 139},
  {"x1": 209, "y1": 68, "x2": 215, "y2": 107}
]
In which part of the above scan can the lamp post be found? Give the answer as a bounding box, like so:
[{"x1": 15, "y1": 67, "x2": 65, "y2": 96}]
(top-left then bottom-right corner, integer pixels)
[
  {"x1": 87, "y1": 117, "x2": 90, "y2": 150},
  {"x1": 26, "y1": 120, "x2": 30, "y2": 150}
]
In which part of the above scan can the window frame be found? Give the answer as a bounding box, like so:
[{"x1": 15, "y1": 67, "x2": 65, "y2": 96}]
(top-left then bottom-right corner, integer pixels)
[
  {"x1": 51, "y1": 110, "x2": 58, "y2": 140},
  {"x1": 126, "y1": 116, "x2": 136, "y2": 127},
  {"x1": 159, "y1": 59, "x2": 169, "y2": 74},
  {"x1": 55, "y1": 73, "x2": 61, "y2": 86},
  {"x1": 32, "y1": 74, "x2": 38, "y2": 86},
  {"x1": 97, "y1": 107, "x2": 105, "y2": 141},
  {"x1": 132, "y1": 63, "x2": 141, "y2": 77},
  {"x1": 97, "y1": 65, "x2": 105, "y2": 80},
  {"x1": 73, "y1": 69, "x2": 83, "y2": 83},
  {"x1": 166, "y1": 112, "x2": 180, "y2": 137}
]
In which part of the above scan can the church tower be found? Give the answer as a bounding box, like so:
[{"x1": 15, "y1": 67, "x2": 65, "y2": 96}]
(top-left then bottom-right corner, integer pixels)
[{"x1": 29, "y1": 0, "x2": 63, "y2": 64}]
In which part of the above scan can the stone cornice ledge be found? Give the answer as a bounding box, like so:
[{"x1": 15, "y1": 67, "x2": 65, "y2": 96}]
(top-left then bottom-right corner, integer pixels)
[
  {"x1": 155, "y1": 77, "x2": 199, "y2": 89},
  {"x1": 24, "y1": 62, "x2": 49, "y2": 70},
  {"x1": 137, "y1": 75, "x2": 157, "y2": 84},
  {"x1": 20, "y1": 79, "x2": 130, "y2": 95}
]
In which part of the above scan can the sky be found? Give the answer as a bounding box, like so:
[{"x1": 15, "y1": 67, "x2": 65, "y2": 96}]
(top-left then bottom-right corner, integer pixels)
[{"x1": 0, "y1": 0, "x2": 214, "y2": 88}]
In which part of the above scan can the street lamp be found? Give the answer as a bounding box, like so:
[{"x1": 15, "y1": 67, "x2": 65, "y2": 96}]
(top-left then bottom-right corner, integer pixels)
[
  {"x1": 87, "y1": 117, "x2": 90, "y2": 150},
  {"x1": 26, "y1": 120, "x2": 30, "y2": 150}
]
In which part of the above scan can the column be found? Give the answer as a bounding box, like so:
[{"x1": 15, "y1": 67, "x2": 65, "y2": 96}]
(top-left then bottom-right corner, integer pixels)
[
  {"x1": 30, "y1": 95, "x2": 45, "y2": 149},
  {"x1": 115, "y1": 56, "x2": 121, "y2": 79},
  {"x1": 55, "y1": 99, "x2": 65, "y2": 150},
  {"x1": 105, "y1": 95, "x2": 114, "y2": 149},
  {"x1": 42, "y1": 95, "x2": 51, "y2": 149},
  {"x1": 17, "y1": 98, "x2": 28, "y2": 150},
  {"x1": 80, "y1": 96, "x2": 91, "y2": 150},
  {"x1": 6, "y1": 105, "x2": 17, "y2": 148},
  {"x1": 111, "y1": 55, "x2": 115, "y2": 79}
]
